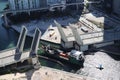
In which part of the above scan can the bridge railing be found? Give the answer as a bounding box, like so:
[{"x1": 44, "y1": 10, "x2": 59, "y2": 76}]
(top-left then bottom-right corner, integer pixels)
[
  {"x1": 80, "y1": 29, "x2": 120, "y2": 42},
  {"x1": 0, "y1": 47, "x2": 16, "y2": 53}
]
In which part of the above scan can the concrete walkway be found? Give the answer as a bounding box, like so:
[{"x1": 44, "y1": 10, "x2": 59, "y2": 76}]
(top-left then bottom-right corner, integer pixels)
[
  {"x1": 77, "y1": 51, "x2": 120, "y2": 80},
  {"x1": 0, "y1": 66, "x2": 95, "y2": 80},
  {"x1": 0, "y1": 49, "x2": 30, "y2": 68}
]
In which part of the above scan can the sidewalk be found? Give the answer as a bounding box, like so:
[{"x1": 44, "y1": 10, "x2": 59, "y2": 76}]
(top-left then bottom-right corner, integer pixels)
[
  {"x1": 78, "y1": 51, "x2": 120, "y2": 80},
  {"x1": 0, "y1": 66, "x2": 95, "y2": 80}
]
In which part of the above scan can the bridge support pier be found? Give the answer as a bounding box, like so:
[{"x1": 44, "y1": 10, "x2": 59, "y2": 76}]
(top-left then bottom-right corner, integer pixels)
[
  {"x1": 76, "y1": 4, "x2": 79, "y2": 11},
  {"x1": 3, "y1": 13, "x2": 9, "y2": 28},
  {"x1": 27, "y1": 57, "x2": 41, "y2": 69},
  {"x1": 114, "y1": 40, "x2": 120, "y2": 46},
  {"x1": 32, "y1": 57, "x2": 41, "y2": 69}
]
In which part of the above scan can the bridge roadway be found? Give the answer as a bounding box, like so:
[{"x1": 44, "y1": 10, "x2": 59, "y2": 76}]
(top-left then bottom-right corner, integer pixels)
[
  {"x1": 0, "y1": 1, "x2": 101, "y2": 14},
  {"x1": 0, "y1": 48, "x2": 30, "y2": 68},
  {"x1": 0, "y1": 27, "x2": 41, "y2": 68}
]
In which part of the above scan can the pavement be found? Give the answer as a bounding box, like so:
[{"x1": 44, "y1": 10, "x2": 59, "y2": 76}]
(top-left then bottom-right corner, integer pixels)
[
  {"x1": 77, "y1": 51, "x2": 120, "y2": 80},
  {"x1": 0, "y1": 66, "x2": 95, "y2": 80}
]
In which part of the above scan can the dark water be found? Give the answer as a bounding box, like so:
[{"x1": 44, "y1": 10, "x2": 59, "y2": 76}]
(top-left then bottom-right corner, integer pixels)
[
  {"x1": 0, "y1": 1, "x2": 18, "y2": 50},
  {"x1": 0, "y1": 25, "x2": 18, "y2": 50}
]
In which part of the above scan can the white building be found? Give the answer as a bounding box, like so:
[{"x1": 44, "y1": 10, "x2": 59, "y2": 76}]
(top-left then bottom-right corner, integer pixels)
[
  {"x1": 35, "y1": 0, "x2": 40, "y2": 8},
  {"x1": 8, "y1": 0, "x2": 67, "y2": 10},
  {"x1": 23, "y1": 0, "x2": 29, "y2": 9},
  {"x1": 9, "y1": 0, "x2": 16, "y2": 10},
  {"x1": 55, "y1": 17, "x2": 103, "y2": 51},
  {"x1": 18, "y1": 0, "x2": 23, "y2": 10},
  {"x1": 8, "y1": 0, "x2": 84, "y2": 11},
  {"x1": 29, "y1": 0, "x2": 33, "y2": 9},
  {"x1": 47, "y1": 0, "x2": 66, "y2": 5}
]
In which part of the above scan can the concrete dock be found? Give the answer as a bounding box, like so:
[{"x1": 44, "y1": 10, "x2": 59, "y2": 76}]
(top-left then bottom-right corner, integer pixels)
[{"x1": 0, "y1": 66, "x2": 95, "y2": 80}]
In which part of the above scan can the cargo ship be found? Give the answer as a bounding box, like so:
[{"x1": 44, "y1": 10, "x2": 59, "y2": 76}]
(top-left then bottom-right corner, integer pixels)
[{"x1": 38, "y1": 43, "x2": 85, "y2": 66}]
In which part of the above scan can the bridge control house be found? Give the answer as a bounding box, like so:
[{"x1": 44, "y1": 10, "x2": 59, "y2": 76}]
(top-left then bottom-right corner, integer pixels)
[{"x1": 55, "y1": 17, "x2": 103, "y2": 51}]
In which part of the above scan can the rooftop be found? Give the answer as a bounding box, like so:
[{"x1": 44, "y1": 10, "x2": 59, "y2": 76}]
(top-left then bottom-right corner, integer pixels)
[
  {"x1": 70, "y1": 17, "x2": 102, "y2": 34},
  {"x1": 69, "y1": 17, "x2": 103, "y2": 45},
  {"x1": 58, "y1": 18, "x2": 102, "y2": 46}
]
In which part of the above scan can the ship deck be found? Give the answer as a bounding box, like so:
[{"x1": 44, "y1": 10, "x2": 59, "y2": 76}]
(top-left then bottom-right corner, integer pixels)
[{"x1": 41, "y1": 26, "x2": 61, "y2": 44}]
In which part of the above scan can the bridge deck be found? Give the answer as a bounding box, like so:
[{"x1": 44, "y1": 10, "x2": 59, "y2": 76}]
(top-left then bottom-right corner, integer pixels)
[{"x1": 0, "y1": 49, "x2": 30, "y2": 68}]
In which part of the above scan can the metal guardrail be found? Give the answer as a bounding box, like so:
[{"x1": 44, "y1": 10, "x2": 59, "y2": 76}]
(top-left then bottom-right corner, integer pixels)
[{"x1": 80, "y1": 29, "x2": 120, "y2": 41}]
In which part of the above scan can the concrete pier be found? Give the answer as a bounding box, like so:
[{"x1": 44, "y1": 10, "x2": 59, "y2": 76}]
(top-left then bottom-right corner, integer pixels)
[{"x1": 3, "y1": 13, "x2": 9, "y2": 27}]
